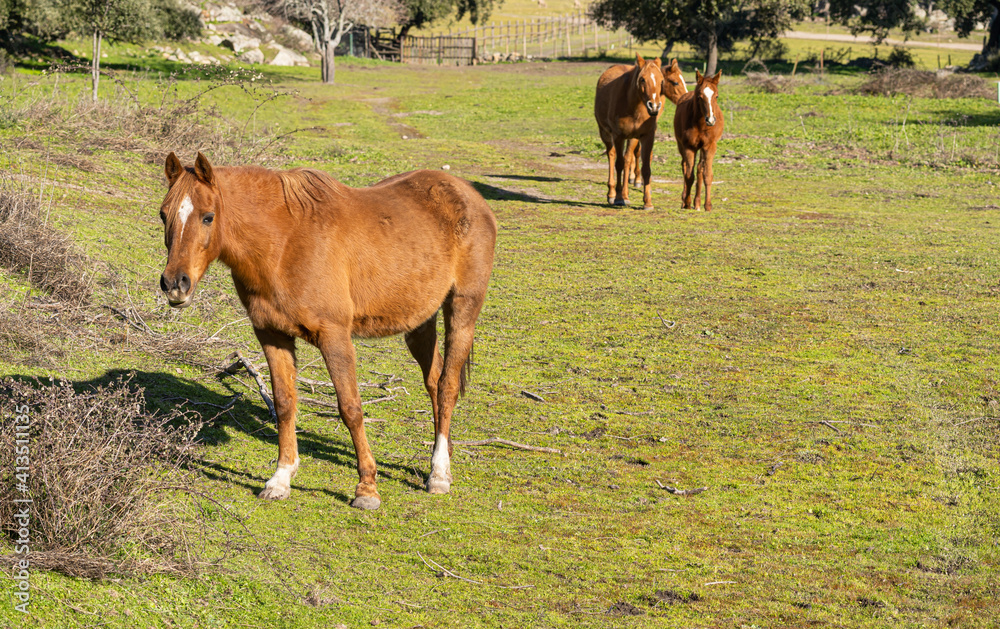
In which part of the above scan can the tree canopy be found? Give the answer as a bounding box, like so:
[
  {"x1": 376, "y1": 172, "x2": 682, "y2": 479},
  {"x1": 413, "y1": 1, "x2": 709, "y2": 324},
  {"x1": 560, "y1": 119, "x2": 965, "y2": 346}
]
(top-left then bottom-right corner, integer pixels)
[{"x1": 589, "y1": 0, "x2": 810, "y2": 74}]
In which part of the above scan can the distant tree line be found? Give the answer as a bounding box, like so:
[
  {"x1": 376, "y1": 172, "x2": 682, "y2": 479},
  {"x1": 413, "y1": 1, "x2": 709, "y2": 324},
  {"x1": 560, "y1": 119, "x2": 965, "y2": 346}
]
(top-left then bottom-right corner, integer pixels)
[
  {"x1": 0, "y1": 0, "x2": 201, "y2": 99},
  {"x1": 591, "y1": 0, "x2": 1000, "y2": 74}
]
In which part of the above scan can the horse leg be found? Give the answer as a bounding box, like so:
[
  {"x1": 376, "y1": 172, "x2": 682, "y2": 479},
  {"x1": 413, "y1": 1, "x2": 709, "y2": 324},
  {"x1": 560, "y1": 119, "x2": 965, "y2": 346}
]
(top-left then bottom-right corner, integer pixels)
[
  {"x1": 703, "y1": 145, "x2": 717, "y2": 212},
  {"x1": 639, "y1": 132, "x2": 655, "y2": 210},
  {"x1": 625, "y1": 138, "x2": 638, "y2": 186},
  {"x1": 694, "y1": 149, "x2": 706, "y2": 210},
  {"x1": 428, "y1": 290, "x2": 485, "y2": 494},
  {"x1": 318, "y1": 326, "x2": 381, "y2": 510},
  {"x1": 613, "y1": 135, "x2": 629, "y2": 206},
  {"x1": 680, "y1": 147, "x2": 696, "y2": 209},
  {"x1": 601, "y1": 129, "x2": 616, "y2": 204},
  {"x1": 256, "y1": 328, "x2": 299, "y2": 500},
  {"x1": 633, "y1": 141, "x2": 643, "y2": 187},
  {"x1": 404, "y1": 312, "x2": 444, "y2": 448}
]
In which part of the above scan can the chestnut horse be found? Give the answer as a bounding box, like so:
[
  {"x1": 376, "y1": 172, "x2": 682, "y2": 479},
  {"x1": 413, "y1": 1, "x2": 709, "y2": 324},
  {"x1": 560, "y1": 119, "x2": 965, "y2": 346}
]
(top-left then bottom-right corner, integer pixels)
[
  {"x1": 594, "y1": 53, "x2": 664, "y2": 209},
  {"x1": 673, "y1": 70, "x2": 724, "y2": 211},
  {"x1": 626, "y1": 58, "x2": 688, "y2": 186},
  {"x1": 158, "y1": 153, "x2": 497, "y2": 510}
]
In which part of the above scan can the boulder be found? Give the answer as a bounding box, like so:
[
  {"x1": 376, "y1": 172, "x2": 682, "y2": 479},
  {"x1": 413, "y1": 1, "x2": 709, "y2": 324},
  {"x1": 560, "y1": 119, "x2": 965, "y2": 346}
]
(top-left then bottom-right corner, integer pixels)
[
  {"x1": 206, "y1": 2, "x2": 243, "y2": 22},
  {"x1": 281, "y1": 24, "x2": 314, "y2": 52},
  {"x1": 238, "y1": 48, "x2": 265, "y2": 64},
  {"x1": 267, "y1": 43, "x2": 310, "y2": 67},
  {"x1": 220, "y1": 33, "x2": 261, "y2": 53}
]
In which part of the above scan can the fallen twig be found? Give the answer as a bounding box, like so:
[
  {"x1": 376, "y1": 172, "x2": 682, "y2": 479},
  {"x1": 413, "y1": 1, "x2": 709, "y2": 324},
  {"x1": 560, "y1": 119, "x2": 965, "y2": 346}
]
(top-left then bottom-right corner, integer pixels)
[
  {"x1": 416, "y1": 551, "x2": 533, "y2": 589},
  {"x1": 225, "y1": 351, "x2": 276, "y2": 423},
  {"x1": 819, "y1": 420, "x2": 841, "y2": 433},
  {"x1": 655, "y1": 480, "x2": 708, "y2": 496},
  {"x1": 655, "y1": 311, "x2": 676, "y2": 329},
  {"x1": 422, "y1": 436, "x2": 560, "y2": 454},
  {"x1": 521, "y1": 390, "x2": 545, "y2": 402}
]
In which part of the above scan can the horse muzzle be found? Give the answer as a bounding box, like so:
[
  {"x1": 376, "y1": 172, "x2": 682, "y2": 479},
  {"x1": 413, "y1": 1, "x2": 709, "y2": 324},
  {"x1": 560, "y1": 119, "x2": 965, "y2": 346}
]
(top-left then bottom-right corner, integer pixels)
[
  {"x1": 705, "y1": 115, "x2": 716, "y2": 127},
  {"x1": 646, "y1": 101, "x2": 661, "y2": 116},
  {"x1": 161, "y1": 272, "x2": 195, "y2": 308}
]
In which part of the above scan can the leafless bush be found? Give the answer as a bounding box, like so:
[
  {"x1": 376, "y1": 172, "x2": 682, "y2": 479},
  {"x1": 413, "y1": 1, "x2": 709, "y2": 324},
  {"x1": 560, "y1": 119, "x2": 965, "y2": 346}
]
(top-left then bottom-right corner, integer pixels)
[
  {"x1": 745, "y1": 72, "x2": 796, "y2": 94},
  {"x1": 23, "y1": 65, "x2": 296, "y2": 167},
  {"x1": 0, "y1": 376, "x2": 204, "y2": 578},
  {"x1": 0, "y1": 173, "x2": 94, "y2": 304},
  {"x1": 858, "y1": 68, "x2": 993, "y2": 99}
]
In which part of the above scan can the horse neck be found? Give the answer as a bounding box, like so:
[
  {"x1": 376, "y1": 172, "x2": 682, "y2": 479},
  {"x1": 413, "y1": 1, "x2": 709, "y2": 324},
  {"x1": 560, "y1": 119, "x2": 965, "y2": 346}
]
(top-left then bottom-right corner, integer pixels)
[{"x1": 215, "y1": 167, "x2": 289, "y2": 286}]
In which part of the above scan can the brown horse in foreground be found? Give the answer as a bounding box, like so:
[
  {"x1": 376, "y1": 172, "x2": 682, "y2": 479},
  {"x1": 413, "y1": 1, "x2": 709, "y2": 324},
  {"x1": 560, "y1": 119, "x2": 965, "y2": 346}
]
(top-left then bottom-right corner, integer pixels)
[
  {"x1": 158, "y1": 153, "x2": 497, "y2": 510},
  {"x1": 626, "y1": 58, "x2": 689, "y2": 186},
  {"x1": 594, "y1": 53, "x2": 664, "y2": 209},
  {"x1": 673, "y1": 70, "x2": 724, "y2": 211}
]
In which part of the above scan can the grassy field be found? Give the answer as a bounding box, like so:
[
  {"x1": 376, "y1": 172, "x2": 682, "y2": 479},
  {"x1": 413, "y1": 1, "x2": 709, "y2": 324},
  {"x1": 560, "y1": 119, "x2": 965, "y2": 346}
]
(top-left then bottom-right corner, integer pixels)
[{"x1": 0, "y1": 40, "x2": 999, "y2": 627}]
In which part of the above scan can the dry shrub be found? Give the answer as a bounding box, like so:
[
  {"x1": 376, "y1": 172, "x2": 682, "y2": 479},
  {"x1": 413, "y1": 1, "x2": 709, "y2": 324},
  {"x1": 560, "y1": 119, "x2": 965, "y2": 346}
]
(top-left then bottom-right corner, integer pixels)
[
  {"x1": 0, "y1": 376, "x2": 203, "y2": 578},
  {"x1": 745, "y1": 72, "x2": 796, "y2": 94},
  {"x1": 26, "y1": 65, "x2": 293, "y2": 167},
  {"x1": 858, "y1": 68, "x2": 993, "y2": 99},
  {"x1": 0, "y1": 173, "x2": 93, "y2": 304}
]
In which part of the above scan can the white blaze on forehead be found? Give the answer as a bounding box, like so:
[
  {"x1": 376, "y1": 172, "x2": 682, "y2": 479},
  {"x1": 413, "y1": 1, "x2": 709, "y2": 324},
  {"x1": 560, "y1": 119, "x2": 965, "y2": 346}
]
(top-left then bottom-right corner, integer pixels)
[
  {"x1": 177, "y1": 195, "x2": 194, "y2": 239},
  {"x1": 702, "y1": 85, "x2": 715, "y2": 117},
  {"x1": 651, "y1": 73, "x2": 656, "y2": 89}
]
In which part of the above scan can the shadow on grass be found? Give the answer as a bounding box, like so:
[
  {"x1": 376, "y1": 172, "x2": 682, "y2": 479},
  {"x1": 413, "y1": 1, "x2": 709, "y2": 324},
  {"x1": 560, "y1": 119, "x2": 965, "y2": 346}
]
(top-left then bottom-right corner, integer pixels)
[
  {"x1": 5, "y1": 368, "x2": 425, "y2": 504},
  {"x1": 471, "y1": 180, "x2": 610, "y2": 208}
]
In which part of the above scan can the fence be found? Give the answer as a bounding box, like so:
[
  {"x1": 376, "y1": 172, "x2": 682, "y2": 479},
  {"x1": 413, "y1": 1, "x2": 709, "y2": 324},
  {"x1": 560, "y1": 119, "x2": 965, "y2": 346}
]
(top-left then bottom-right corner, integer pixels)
[
  {"x1": 450, "y1": 11, "x2": 633, "y2": 60},
  {"x1": 401, "y1": 36, "x2": 477, "y2": 65}
]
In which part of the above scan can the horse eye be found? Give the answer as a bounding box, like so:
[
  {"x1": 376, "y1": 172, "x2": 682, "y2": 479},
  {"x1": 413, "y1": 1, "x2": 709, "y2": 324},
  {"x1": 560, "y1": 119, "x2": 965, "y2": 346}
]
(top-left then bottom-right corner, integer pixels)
[{"x1": 202, "y1": 213, "x2": 215, "y2": 225}]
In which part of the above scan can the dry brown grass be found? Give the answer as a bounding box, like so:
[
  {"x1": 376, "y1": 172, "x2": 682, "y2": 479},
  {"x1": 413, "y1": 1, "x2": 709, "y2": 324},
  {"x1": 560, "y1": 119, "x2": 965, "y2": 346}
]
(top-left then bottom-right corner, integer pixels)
[
  {"x1": 745, "y1": 71, "x2": 796, "y2": 94},
  {"x1": 0, "y1": 173, "x2": 93, "y2": 304},
  {"x1": 26, "y1": 65, "x2": 295, "y2": 167},
  {"x1": 0, "y1": 376, "x2": 204, "y2": 578},
  {"x1": 857, "y1": 68, "x2": 994, "y2": 99}
]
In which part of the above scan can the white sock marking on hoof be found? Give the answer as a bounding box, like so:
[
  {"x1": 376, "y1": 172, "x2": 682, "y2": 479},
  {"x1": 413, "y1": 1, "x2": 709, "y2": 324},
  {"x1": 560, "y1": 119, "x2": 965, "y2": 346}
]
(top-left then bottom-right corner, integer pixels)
[
  {"x1": 427, "y1": 433, "x2": 452, "y2": 493},
  {"x1": 259, "y1": 457, "x2": 299, "y2": 500}
]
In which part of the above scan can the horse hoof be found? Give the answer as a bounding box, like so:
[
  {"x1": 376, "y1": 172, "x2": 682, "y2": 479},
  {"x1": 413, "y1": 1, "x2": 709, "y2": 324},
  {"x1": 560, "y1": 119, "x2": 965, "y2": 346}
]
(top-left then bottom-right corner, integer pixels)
[
  {"x1": 350, "y1": 495, "x2": 382, "y2": 510},
  {"x1": 258, "y1": 485, "x2": 291, "y2": 500},
  {"x1": 643, "y1": 205, "x2": 654, "y2": 211},
  {"x1": 613, "y1": 199, "x2": 628, "y2": 206},
  {"x1": 426, "y1": 477, "x2": 452, "y2": 494}
]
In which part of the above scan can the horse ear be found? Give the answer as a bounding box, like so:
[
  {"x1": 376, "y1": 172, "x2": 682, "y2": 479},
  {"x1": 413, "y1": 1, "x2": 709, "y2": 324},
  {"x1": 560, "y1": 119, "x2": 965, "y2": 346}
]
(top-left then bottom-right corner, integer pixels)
[
  {"x1": 669, "y1": 58, "x2": 678, "y2": 70},
  {"x1": 695, "y1": 69, "x2": 703, "y2": 83},
  {"x1": 194, "y1": 152, "x2": 215, "y2": 186},
  {"x1": 635, "y1": 53, "x2": 645, "y2": 68},
  {"x1": 653, "y1": 57, "x2": 662, "y2": 68},
  {"x1": 711, "y1": 70, "x2": 722, "y2": 83},
  {"x1": 165, "y1": 152, "x2": 183, "y2": 187}
]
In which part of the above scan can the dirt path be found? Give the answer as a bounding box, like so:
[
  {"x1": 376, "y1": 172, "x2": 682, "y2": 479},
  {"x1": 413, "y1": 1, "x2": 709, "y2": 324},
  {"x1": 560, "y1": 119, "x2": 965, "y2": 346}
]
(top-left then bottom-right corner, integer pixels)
[{"x1": 784, "y1": 30, "x2": 982, "y2": 51}]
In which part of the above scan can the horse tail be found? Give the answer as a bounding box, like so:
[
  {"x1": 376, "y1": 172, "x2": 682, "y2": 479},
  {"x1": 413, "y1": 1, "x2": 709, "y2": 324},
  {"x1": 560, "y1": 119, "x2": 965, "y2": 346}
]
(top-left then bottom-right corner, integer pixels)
[{"x1": 460, "y1": 343, "x2": 473, "y2": 396}]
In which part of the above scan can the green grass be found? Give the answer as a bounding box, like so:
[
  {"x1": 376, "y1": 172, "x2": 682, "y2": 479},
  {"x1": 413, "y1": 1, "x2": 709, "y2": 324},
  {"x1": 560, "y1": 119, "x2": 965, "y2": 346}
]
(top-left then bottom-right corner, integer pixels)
[{"x1": 0, "y1": 48, "x2": 998, "y2": 627}]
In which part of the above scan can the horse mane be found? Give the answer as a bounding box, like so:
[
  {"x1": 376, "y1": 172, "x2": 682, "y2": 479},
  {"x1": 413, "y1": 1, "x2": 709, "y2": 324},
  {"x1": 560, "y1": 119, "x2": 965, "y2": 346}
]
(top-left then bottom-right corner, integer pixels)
[{"x1": 277, "y1": 168, "x2": 346, "y2": 215}]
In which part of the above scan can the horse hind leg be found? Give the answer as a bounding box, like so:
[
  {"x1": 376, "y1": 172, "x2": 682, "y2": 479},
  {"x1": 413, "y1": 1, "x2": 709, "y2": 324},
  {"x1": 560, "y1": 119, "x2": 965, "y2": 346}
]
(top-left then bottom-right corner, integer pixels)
[
  {"x1": 625, "y1": 138, "x2": 640, "y2": 186},
  {"x1": 694, "y1": 149, "x2": 705, "y2": 210},
  {"x1": 429, "y1": 288, "x2": 486, "y2": 494},
  {"x1": 702, "y1": 145, "x2": 717, "y2": 212},
  {"x1": 404, "y1": 313, "x2": 443, "y2": 441},
  {"x1": 680, "y1": 147, "x2": 696, "y2": 209},
  {"x1": 600, "y1": 129, "x2": 616, "y2": 204}
]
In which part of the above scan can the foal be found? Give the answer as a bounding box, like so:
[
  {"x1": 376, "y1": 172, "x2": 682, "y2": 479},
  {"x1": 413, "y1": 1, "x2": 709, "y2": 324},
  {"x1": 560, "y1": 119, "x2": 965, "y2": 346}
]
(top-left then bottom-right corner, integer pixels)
[
  {"x1": 626, "y1": 58, "x2": 688, "y2": 186},
  {"x1": 673, "y1": 70, "x2": 724, "y2": 211},
  {"x1": 158, "y1": 153, "x2": 497, "y2": 510},
  {"x1": 594, "y1": 53, "x2": 664, "y2": 209}
]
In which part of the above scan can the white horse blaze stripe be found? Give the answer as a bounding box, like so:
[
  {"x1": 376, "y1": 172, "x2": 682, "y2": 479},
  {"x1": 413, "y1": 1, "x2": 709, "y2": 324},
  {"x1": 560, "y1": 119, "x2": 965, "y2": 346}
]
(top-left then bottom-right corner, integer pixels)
[
  {"x1": 177, "y1": 195, "x2": 194, "y2": 239},
  {"x1": 702, "y1": 86, "x2": 715, "y2": 120}
]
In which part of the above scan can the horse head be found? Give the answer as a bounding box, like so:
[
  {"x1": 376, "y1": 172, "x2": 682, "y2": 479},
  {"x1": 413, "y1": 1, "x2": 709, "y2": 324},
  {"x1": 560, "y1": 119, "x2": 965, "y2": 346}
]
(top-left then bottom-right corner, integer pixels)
[
  {"x1": 159, "y1": 152, "x2": 224, "y2": 308},
  {"x1": 634, "y1": 53, "x2": 663, "y2": 118},
  {"x1": 695, "y1": 70, "x2": 721, "y2": 127},
  {"x1": 660, "y1": 58, "x2": 688, "y2": 104}
]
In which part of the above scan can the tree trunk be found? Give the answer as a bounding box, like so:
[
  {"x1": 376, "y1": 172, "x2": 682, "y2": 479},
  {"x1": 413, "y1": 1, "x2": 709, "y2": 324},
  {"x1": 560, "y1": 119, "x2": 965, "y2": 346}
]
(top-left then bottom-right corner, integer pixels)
[
  {"x1": 706, "y1": 30, "x2": 718, "y2": 75},
  {"x1": 321, "y1": 40, "x2": 336, "y2": 83},
  {"x1": 91, "y1": 29, "x2": 102, "y2": 102},
  {"x1": 986, "y1": 4, "x2": 1000, "y2": 55}
]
